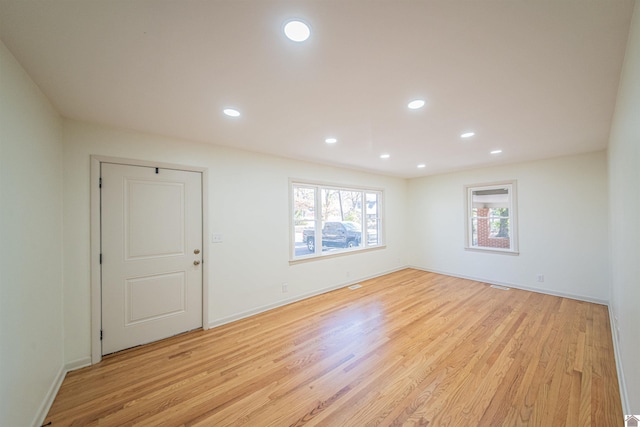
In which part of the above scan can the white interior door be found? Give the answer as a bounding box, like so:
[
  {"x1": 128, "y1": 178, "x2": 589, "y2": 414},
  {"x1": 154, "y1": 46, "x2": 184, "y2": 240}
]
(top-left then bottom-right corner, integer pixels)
[{"x1": 101, "y1": 163, "x2": 203, "y2": 355}]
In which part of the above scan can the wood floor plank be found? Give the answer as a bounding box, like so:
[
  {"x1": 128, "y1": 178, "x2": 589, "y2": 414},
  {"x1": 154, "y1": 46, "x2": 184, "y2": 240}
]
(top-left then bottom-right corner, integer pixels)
[{"x1": 44, "y1": 269, "x2": 623, "y2": 426}]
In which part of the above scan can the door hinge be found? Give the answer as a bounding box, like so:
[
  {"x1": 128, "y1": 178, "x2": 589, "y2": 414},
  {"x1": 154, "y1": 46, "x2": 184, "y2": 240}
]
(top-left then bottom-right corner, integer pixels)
[
  {"x1": 99, "y1": 177, "x2": 102, "y2": 188},
  {"x1": 100, "y1": 330, "x2": 103, "y2": 341},
  {"x1": 99, "y1": 253, "x2": 102, "y2": 264}
]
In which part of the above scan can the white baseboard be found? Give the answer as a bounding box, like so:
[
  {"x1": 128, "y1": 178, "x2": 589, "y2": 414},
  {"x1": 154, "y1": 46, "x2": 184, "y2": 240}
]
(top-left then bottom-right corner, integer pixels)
[
  {"x1": 608, "y1": 309, "x2": 630, "y2": 415},
  {"x1": 209, "y1": 265, "x2": 608, "y2": 330},
  {"x1": 65, "y1": 356, "x2": 92, "y2": 372},
  {"x1": 32, "y1": 365, "x2": 65, "y2": 427},
  {"x1": 32, "y1": 357, "x2": 92, "y2": 427},
  {"x1": 209, "y1": 266, "x2": 406, "y2": 329},
  {"x1": 408, "y1": 265, "x2": 609, "y2": 306}
]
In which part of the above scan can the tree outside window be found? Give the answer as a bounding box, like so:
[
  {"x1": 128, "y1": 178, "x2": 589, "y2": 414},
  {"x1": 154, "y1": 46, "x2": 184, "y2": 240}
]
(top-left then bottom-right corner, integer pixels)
[{"x1": 291, "y1": 182, "x2": 383, "y2": 260}]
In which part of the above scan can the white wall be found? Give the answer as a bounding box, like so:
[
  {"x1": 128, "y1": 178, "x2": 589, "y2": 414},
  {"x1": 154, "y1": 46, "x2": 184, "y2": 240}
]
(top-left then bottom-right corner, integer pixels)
[
  {"x1": 608, "y1": 1, "x2": 640, "y2": 414},
  {"x1": 0, "y1": 42, "x2": 64, "y2": 426},
  {"x1": 407, "y1": 151, "x2": 609, "y2": 302},
  {"x1": 3, "y1": 9, "x2": 635, "y2": 421},
  {"x1": 62, "y1": 119, "x2": 408, "y2": 363}
]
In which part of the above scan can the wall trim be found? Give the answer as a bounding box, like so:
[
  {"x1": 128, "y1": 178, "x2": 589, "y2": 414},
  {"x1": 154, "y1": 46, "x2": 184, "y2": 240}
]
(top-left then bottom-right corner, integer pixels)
[
  {"x1": 608, "y1": 309, "x2": 630, "y2": 415},
  {"x1": 408, "y1": 265, "x2": 609, "y2": 306},
  {"x1": 32, "y1": 365, "x2": 65, "y2": 427},
  {"x1": 65, "y1": 357, "x2": 92, "y2": 372},
  {"x1": 32, "y1": 358, "x2": 91, "y2": 427},
  {"x1": 209, "y1": 266, "x2": 406, "y2": 329}
]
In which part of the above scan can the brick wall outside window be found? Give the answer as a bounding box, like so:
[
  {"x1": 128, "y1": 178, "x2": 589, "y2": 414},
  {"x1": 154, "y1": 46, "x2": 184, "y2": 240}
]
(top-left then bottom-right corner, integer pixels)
[{"x1": 476, "y1": 208, "x2": 510, "y2": 249}]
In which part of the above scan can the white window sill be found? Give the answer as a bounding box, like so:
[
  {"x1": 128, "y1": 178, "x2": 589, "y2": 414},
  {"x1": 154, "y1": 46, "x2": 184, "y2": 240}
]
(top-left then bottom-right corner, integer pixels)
[
  {"x1": 465, "y1": 247, "x2": 520, "y2": 256},
  {"x1": 289, "y1": 245, "x2": 386, "y2": 265}
]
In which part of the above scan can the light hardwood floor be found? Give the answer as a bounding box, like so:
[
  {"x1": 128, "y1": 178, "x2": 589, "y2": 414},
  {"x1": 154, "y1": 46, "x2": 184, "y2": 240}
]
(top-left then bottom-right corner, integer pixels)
[{"x1": 45, "y1": 269, "x2": 622, "y2": 426}]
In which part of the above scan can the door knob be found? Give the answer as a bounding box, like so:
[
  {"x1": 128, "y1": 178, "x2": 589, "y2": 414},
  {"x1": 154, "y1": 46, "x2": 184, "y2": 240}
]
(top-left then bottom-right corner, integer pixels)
[
  {"x1": 193, "y1": 260, "x2": 201, "y2": 265},
  {"x1": 194, "y1": 249, "x2": 200, "y2": 254}
]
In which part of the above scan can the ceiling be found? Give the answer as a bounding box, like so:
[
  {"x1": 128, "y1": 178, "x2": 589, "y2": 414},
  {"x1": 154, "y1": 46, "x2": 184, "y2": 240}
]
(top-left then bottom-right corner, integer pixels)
[{"x1": 0, "y1": 1, "x2": 634, "y2": 178}]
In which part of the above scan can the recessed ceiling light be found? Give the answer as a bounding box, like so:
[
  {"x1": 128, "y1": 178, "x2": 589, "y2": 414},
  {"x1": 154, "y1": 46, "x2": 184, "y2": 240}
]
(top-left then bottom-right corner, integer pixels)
[
  {"x1": 461, "y1": 132, "x2": 475, "y2": 138},
  {"x1": 223, "y1": 108, "x2": 240, "y2": 117},
  {"x1": 325, "y1": 137, "x2": 337, "y2": 144},
  {"x1": 380, "y1": 153, "x2": 390, "y2": 159},
  {"x1": 284, "y1": 20, "x2": 310, "y2": 42},
  {"x1": 417, "y1": 164, "x2": 426, "y2": 168},
  {"x1": 490, "y1": 149, "x2": 503, "y2": 155},
  {"x1": 407, "y1": 99, "x2": 425, "y2": 110}
]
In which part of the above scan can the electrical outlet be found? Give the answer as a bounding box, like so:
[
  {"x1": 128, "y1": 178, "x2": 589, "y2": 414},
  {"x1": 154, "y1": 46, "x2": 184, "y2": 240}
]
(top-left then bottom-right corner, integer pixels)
[
  {"x1": 211, "y1": 233, "x2": 223, "y2": 243},
  {"x1": 537, "y1": 274, "x2": 544, "y2": 283},
  {"x1": 282, "y1": 283, "x2": 288, "y2": 293}
]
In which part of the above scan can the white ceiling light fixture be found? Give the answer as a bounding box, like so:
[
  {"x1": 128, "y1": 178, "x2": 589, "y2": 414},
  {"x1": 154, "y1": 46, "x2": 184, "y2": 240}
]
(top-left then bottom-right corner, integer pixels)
[
  {"x1": 490, "y1": 149, "x2": 503, "y2": 155},
  {"x1": 284, "y1": 20, "x2": 311, "y2": 42},
  {"x1": 325, "y1": 137, "x2": 337, "y2": 144},
  {"x1": 407, "y1": 99, "x2": 425, "y2": 110},
  {"x1": 461, "y1": 132, "x2": 475, "y2": 138},
  {"x1": 417, "y1": 163, "x2": 426, "y2": 168},
  {"x1": 380, "y1": 153, "x2": 390, "y2": 159},
  {"x1": 223, "y1": 108, "x2": 240, "y2": 117}
]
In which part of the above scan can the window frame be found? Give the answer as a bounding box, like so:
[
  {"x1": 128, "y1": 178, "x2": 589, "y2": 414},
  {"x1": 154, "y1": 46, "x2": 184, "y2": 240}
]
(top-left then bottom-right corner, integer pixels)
[
  {"x1": 464, "y1": 180, "x2": 519, "y2": 255},
  {"x1": 290, "y1": 180, "x2": 385, "y2": 263}
]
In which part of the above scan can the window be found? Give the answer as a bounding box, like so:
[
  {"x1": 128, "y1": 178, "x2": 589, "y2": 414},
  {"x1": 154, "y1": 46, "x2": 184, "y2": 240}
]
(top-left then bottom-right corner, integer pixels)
[
  {"x1": 464, "y1": 181, "x2": 518, "y2": 254},
  {"x1": 291, "y1": 181, "x2": 383, "y2": 260}
]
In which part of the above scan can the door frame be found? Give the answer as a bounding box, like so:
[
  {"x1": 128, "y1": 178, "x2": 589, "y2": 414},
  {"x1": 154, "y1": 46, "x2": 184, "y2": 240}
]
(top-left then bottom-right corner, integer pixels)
[{"x1": 90, "y1": 155, "x2": 209, "y2": 364}]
